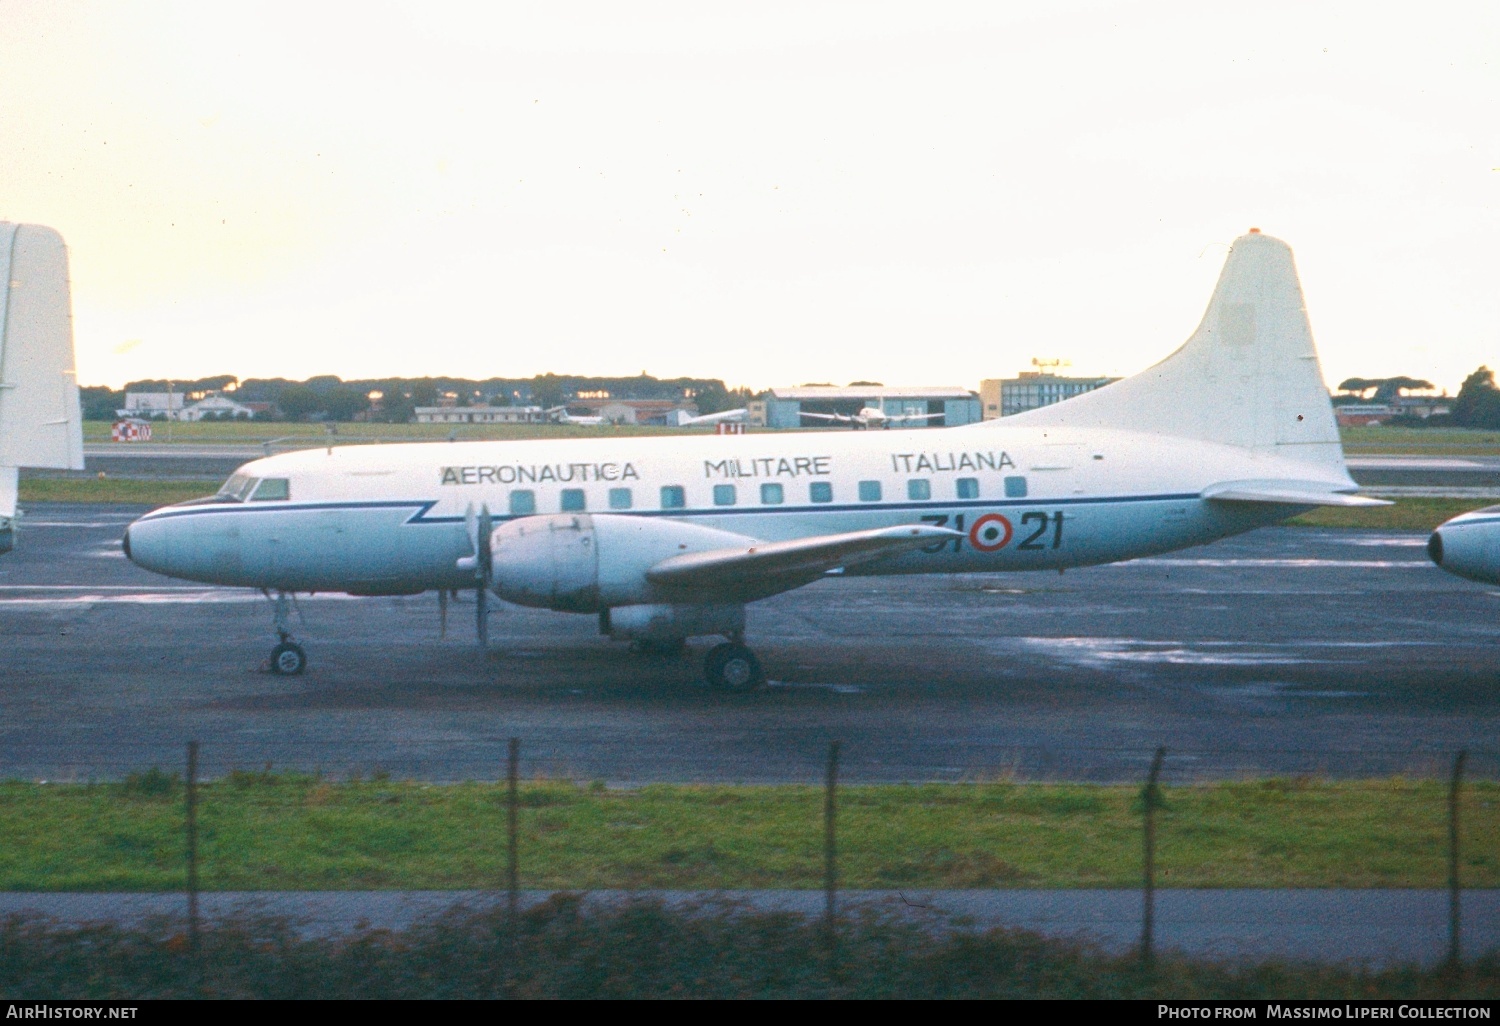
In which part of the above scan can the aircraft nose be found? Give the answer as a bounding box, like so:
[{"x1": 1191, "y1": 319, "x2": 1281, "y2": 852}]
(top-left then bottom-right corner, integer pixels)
[
  {"x1": 123, "y1": 514, "x2": 171, "y2": 575},
  {"x1": 1427, "y1": 530, "x2": 1444, "y2": 567}
]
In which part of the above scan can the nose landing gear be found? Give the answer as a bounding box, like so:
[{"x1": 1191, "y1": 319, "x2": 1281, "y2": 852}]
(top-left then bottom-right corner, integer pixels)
[{"x1": 263, "y1": 590, "x2": 307, "y2": 676}]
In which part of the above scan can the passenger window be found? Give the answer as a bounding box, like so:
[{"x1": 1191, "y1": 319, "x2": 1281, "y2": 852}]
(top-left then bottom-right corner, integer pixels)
[
  {"x1": 858, "y1": 480, "x2": 882, "y2": 502},
  {"x1": 1004, "y1": 475, "x2": 1028, "y2": 498},
  {"x1": 810, "y1": 481, "x2": 833, "y2": 503},
  {"x1": 250, "y1": 478, "x2": 289, "y2": 501},
  {"x1": 560, "y1": 488, "x2": 586, "y2": 512},
  {"x1": 660, "y1": 485, "x2": 686, "y2": 509},
  {"x1": 510, "y1": 490, "x2": 536, "y2": 515},
  {"x1": 760, "y1": 483, "x2": 784, "y2": 505},
  {"x1": 957, "y1": 477, "x2": 979, "y2": 499},
  {"x1": 608, "y1": 488, "x2": 632, "y2": 510},
  {"x1": 907, "y1": 479, "x2": 931, "y2": 501},
  {"x1": 713, "y1": 484, "x2": 737, "y2": 506}
]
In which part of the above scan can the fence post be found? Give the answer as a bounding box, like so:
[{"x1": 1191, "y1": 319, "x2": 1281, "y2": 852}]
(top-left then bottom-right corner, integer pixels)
[
  {"x1": 824, "y1": 740, "x2": 841, "y2": 947},
  {"x1": 507, "y1": 737, "x2": 520, "y2": 924},
  {"x1": 185, "y1": 740, "x2": 200, "y2": 990},
  {"x1": 1141, "y1": 745, "x2": 1166, "y2": 965},
  {"x1": 1448, "y1": 749, "x2": 1467, "y2": 969}
]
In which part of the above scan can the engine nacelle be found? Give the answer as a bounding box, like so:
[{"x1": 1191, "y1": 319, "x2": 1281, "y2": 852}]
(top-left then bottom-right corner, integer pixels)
[
  {"x1": 489, "y1": 513, "x2": 755, "y2": 612},
  {"x1": 601, "y1": 603, "x2": 745, "y2": 642},
  {"x1": 1429, "y1": 506, "x2": 1500, "y2": 585}
]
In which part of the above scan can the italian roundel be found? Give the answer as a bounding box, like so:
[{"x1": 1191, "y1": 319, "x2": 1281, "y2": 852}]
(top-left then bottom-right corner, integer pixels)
[{"x1": 968, "y1": 513, "x2": 1012, "y2": 552}]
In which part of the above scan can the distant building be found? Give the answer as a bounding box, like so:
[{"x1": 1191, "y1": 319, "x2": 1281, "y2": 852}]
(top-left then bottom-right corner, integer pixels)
[
  {"x1": 414, "y1": 405, "x2": 546, "y2": 425},
  {"x1": 119, "y1": 392, "x2": 185, "y2": 420},
  {"x1": 752, "y1": 386, "x2": 980, "y2": 428},
  {"x1": 566, "y1": 399, "x2": 699, "y2": 425},
  {"x1": 1335, "y1": 404, "x2": 1393, "y2": 427},
  {"x1": 979, "y1": 372, "x2": 1119, "y2": 418},
  {"x1": 1333, "y1": 395, "x2": 1451, "y2": 427},
  {"x1": 180, "y1": 395, "x2": 258, "y2": 421}
]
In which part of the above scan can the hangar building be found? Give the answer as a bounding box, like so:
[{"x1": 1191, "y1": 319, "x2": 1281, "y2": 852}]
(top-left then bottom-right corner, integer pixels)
[{"x1": 749, "y1": 386, "x2": 981, "y2": 428}]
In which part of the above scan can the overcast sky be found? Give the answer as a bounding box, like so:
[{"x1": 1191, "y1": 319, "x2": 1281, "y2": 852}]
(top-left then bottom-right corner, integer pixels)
[{"x1": 2, "y1": 1, "x2": 1496, "y2": 392}]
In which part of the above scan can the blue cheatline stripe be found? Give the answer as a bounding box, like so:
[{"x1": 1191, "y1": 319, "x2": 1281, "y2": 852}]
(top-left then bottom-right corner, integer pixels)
[
  {"x1": 1445, "y1": 515, "x2": 1500, "y2": 529},
  {"x1": 136, "y1": 492, "x2": 1205, "y2": 526}
]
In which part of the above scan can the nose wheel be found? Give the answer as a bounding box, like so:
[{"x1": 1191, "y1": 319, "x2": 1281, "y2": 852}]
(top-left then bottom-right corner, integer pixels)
[
  {"x1": 263, "y1": 589, "x2": 308, "y2": 676},
  {"x1": 704, "y1": 642, "x2": 764, "y2": 690},
  {"x1": 269, "y1": 639, "x2": 307, "y2": 676}
]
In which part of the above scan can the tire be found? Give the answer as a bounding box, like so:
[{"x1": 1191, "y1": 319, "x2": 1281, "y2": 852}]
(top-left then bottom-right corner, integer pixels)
[
  {"x1": 704, "y1": 642, "x2": 763, "y2": 690},
  {"x1": 270, "y1": 641, "x2": 307, "y2": 676}
]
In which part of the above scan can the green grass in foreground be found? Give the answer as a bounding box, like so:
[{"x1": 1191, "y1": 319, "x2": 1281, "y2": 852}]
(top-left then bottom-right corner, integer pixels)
[
  {"x1": 18, "y1": 477, "x2": 212, "y2": 506},
  {"x1": 1287, "y1": 496, "x2": 1492, "y2": 531},
  {"x1": 5, "y1": 897, "x2": 1496, "y2": 998},
  {"x1": 2, "y1": 777, "x2": 1494, "y2": 891}
]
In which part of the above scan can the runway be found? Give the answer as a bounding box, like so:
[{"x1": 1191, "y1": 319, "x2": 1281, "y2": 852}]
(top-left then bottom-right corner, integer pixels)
[{"x1": 2, "y1": 503, "x2": 1497, "y2": 782}]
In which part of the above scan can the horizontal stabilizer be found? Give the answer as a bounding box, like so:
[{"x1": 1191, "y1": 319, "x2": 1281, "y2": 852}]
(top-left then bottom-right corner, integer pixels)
[
  {"x1": 647, "y1": 523, "x2": 961, "y2": 600},
  {"x1": 1203, "y1": 482, "x2": 1390, "y2": 507}
]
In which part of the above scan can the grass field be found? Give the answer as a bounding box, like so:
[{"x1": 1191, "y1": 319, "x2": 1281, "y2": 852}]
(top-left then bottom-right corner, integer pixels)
[
  {"x1": 1340, "y1": 425, "x2": 1500, "y2": 456},
  {"x1": 82, "y1": 420, "x2": 738, "y2": 444},
  {"x1": 2, "y1": 776, "x2": 1494, "y2": 892},
  {"x1": 1286, "y1": 496, "x2": 1491, "y2": 531},
  {"x1": 8, "y1": 897, "x2": 1495, "y2": 999},
  {"x1": 5, "y1": 896, "x2": 1495, "y2": 998},
  {"x1": 80, "y1": 420, "x2": 1500, "y2": 452}
]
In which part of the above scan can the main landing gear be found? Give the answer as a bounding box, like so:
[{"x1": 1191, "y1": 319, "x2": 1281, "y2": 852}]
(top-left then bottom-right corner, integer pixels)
[
  {"x1": 263, "y1": 590, "x2": 307, "y2": 676},
  {"x1": 703, "y1": 640, "x2": 764, "y2": 691}
]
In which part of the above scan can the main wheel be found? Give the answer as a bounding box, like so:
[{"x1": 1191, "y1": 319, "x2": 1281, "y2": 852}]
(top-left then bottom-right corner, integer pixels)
[
  {"x1": 269, "y1": 641, "x2": 307, "y2": 676},
  {"x1": 704, "y1": 642, "x2": 763, "y2": 690}
]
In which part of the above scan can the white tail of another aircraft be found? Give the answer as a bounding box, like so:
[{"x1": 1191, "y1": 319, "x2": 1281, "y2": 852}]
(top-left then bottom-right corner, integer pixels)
[
  {"x1": 1003, "y1": 230, "x2": 1347, "y2": 477},
  {"x1": 0, "y1": 223, "x2": 84, "y2": 539}
]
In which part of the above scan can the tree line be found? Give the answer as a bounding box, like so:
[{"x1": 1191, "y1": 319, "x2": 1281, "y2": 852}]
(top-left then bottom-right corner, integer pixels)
[
  {"x1": 1336, "y1": 367, "x2": 1500, "y2": 430},
  {"x1": 79, "y1": 373, "x2": 756, "y2": 423}
]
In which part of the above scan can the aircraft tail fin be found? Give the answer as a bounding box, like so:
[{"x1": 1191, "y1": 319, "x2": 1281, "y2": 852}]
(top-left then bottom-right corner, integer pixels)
[
  {"x1": 1002, "y1": 230, "x2": 1348, "y2": 477},
  {"x1": 0, "y1": 223, "x2": 84, "y2": 473}
]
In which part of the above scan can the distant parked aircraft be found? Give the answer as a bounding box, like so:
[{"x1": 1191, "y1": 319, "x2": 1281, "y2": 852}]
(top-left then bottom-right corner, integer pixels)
[
  {"x1": 545, "y1": 406, "x2": 606, "y2": 426},
  {"x1": 800, "y1": 406, "x2": 944, "y2": 429},
  {"x1": 0, "y1": 223, "x2": 84, "y2": 554},
  {"x1": 678, "y1": 408, "x2": 748, "y2": 427}
]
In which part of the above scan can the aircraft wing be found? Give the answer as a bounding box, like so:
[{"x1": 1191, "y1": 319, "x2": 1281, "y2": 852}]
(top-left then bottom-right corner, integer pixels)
[
  {"x1": 798, "y1": 411, "x2": 850, "y2": 422},
  {"x1": 889, "y1": 412, "x2": 946, "y2": 423},
  {"x1": 646, "y1": 523, "x2": 962, "y2": 602},
  {"x1": 683, "y1": 408, "x2": 748, "y2": 426},
  {"x1": 1202, "y1": 482, "x2": 1391, "y2": 507}
]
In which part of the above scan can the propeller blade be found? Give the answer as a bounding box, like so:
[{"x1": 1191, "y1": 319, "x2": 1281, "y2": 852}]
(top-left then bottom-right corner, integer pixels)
[
  {"x1": 477, "y1": 504, "x2": 494, "y2": 583},
  {"x1": 476, "y1": 504, "x2": 494, "y2": 649},
  {"x1": 438, "y1": 588, "x2": 448, "y2": 639}
]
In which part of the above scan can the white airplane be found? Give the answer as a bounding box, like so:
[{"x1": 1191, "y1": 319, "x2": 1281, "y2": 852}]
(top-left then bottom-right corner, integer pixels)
[
  {"x1": 0, "y1": 223, "x2": 85, "y2": 554},
  {"x1": 546, "y1": 406, "x2": 607, "y2": 426},
  {"x1": 800, "y1": 406, "x2": 944, "y2": 429},
  {"x1": 679, "y1": 407, "x2": 749, "y2": 427},
  {"x1": 125, "y1": 229, "x2": 1380, "y2": 687},
  {"x1": 1427, "y1": 507, "x2": 1500, "y2": 584}
]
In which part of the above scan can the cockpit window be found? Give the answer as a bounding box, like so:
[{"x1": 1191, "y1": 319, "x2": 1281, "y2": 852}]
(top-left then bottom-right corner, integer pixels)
[
  {"x1": 216, "y1": 474, "x2": 259, "y2": 503},
  {"x1": 250, "y1": 478, "x2": 290, "y2": 502}
]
